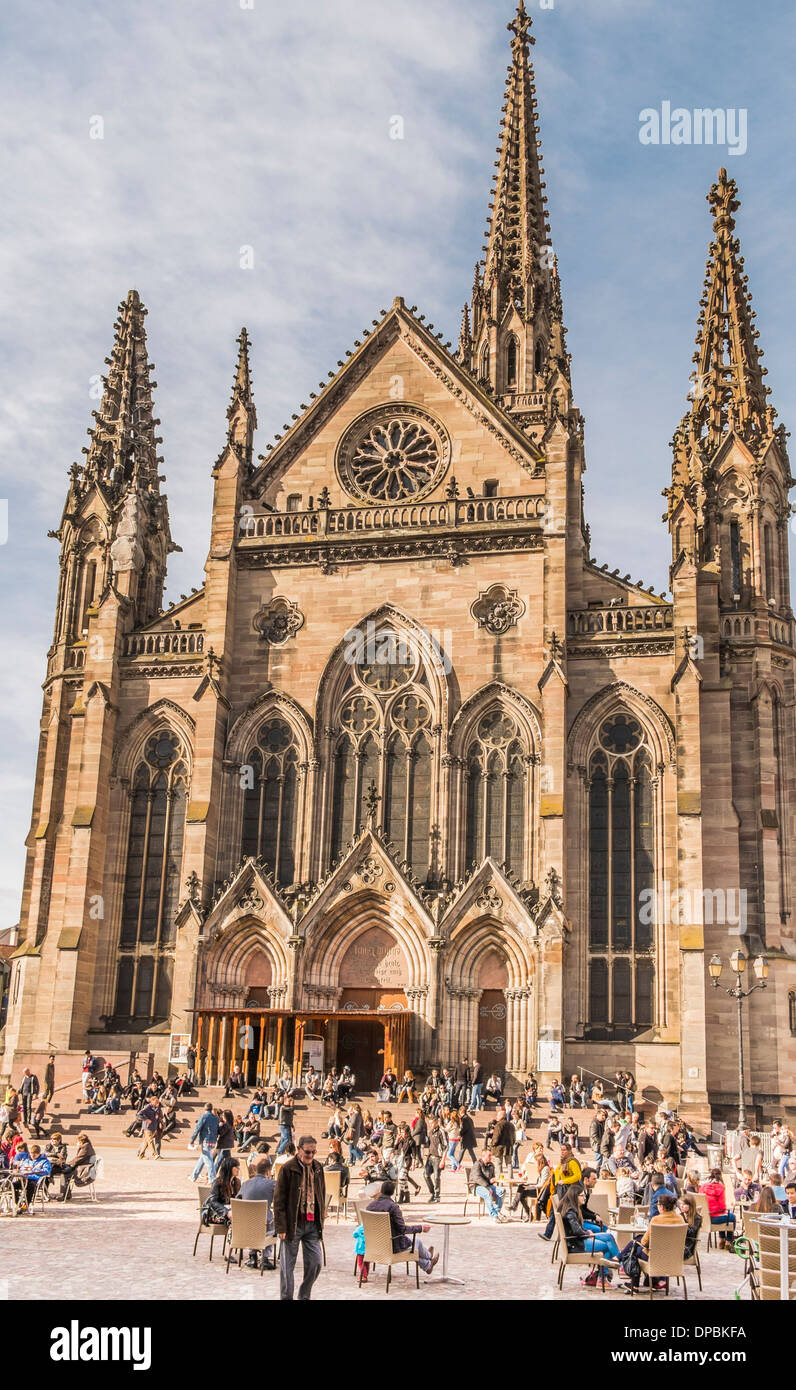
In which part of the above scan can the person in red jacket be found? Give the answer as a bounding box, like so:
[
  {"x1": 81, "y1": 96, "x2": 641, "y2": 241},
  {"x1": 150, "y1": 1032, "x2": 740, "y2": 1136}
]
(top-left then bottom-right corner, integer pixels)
[{"x1": 699, "y1": 1167, "x2": 736, "y2": 1248}]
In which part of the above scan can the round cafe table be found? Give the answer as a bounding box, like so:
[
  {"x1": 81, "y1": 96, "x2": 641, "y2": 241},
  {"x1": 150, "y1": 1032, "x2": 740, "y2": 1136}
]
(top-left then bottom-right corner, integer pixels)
[{"x1": 425, "y1": 1214, "x2": 471, "y2": 1285}]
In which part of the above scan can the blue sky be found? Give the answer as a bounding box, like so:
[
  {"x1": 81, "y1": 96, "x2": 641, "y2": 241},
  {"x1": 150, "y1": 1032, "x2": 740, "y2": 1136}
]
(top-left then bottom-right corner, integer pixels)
[{"x1": 1, "y1": 0, "x2": 795, "y2": 927}]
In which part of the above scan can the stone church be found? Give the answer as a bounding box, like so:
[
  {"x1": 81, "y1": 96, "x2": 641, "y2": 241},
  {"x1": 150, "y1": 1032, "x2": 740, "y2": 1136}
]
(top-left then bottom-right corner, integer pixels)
[{"x1": 4, "y1": 3, "x2": 795, "y2": 1123}]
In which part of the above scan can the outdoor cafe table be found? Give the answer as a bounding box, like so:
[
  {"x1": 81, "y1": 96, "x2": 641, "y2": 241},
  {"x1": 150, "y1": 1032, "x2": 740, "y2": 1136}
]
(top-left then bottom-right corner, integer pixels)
[{"x1": 425, "y1": 1214, "x2": 471, "y2": 1285}]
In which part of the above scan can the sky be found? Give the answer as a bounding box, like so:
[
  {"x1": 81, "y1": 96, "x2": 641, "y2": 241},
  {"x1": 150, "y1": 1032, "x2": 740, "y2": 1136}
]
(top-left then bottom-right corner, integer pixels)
[{"x1": 1, "y1": 0, "x2": 795, "y2": 928}]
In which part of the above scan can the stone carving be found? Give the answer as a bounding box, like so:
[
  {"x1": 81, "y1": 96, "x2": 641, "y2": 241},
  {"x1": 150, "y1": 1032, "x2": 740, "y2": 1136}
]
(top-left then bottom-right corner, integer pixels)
[
  {"x1": 252, "y1": 596, "x2": 305, "y2": 645},
  {"x1": 238, "y1": 886, "x2": 264, "y2": 913},
  {"x1": 477, "y1": 885, "x2": 503, "y2": 913},
  {"x1": 358, "y1": 855, "x2": 383, "y2": 885},
  {"x1": 471, "y1": 583, "x2": 526, "y2": 635},
  {"x1": 110, "y1": 491, "x2": 145, "y2": 574},
  {"x1": 337, "y1": 404, "x2": 450, "y2": 503}
]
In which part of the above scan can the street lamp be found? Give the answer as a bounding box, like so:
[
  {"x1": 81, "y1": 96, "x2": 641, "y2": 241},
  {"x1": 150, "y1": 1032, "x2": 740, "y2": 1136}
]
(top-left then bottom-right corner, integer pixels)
[{"x1": 709, "y1": 951, "x2": 769, "y2": 1128}]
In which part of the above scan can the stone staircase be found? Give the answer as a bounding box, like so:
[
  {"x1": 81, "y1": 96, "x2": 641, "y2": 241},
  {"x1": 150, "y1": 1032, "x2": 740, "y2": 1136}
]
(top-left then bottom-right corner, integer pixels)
[{"x1": 39, "y1": 1085, "x2": 598, "y2": 1159}]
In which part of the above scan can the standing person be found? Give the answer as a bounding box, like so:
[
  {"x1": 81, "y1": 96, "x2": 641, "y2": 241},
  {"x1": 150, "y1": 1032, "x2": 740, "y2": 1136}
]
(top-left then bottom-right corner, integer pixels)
[
  {"x1": 31, "y1": 1094, "x2": 47, "y2": 1138},
  {"x1": 469, "y1": 1061, "x2": 485, "y2": 1113},
  {"x1": 459, "y1": 1108, "x2": 478, "y2": 1166},
  {"x1": 277, "y1": 1095, "x2": 295, "y2": 1156},
  {"x1": 19, "y1": 1069, "x2": 39, "y2": 1128},
  {"x1": 411, "y1": 1106, "x2": 428, "y2": 1165},
  {"x1": 185, "y1": 1043, "x2": 197, "y2": 1087},
  {"x1": 273, "y1": 1134, "x2": 326, "y2": 1301},
  {"x1": 43, "y1": 1055, "x2": 56, "y2": 1104},
  {"x1": 81, "y1": 1051, "x2": 94, "y2": 1099},
  {"x1": 137, "y1": 1099, "x2": 163, "y2": 1159},
  {"x1": 589, "y1": 1108, "x2": 607, "y2": 1173},
  {"x1": 190, "y1": 1102, "x2": 220, "y2": 1182},
  {"x1": 491, "y1": 1108, "x2": 515, "y2": 1176},
  {"x1": 454, "y1": 1058, "x2": 471, "y2": 1109},
  {"x1": 424, "y1": 1116, "x2": 446, "y2": 1203}
]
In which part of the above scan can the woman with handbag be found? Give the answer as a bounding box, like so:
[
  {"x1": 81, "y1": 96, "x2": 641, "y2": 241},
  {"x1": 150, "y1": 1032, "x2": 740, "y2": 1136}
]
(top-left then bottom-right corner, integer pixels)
[{"x1": 202, "y1": 1154, "x2": 241, "y2": 1227}]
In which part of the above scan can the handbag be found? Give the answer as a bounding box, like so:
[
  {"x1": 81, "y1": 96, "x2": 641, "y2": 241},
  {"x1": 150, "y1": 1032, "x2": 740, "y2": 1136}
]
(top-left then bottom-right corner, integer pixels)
[{"x1": 621, "y1": 1239, "x2": 643, "y2": 1284}]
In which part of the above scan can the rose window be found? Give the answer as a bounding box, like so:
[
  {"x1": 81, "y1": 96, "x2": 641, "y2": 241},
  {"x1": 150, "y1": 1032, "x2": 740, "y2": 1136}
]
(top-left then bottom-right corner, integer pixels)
[{"x1": 337, "y1": 406, "x2": 450, "y2": 503}]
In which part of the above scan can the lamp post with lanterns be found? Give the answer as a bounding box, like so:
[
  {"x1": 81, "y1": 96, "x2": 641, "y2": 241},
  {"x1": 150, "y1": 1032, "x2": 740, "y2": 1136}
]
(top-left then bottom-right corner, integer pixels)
[{"x1": 708, "y1": 950, "x2": 769, "y2": 1129}]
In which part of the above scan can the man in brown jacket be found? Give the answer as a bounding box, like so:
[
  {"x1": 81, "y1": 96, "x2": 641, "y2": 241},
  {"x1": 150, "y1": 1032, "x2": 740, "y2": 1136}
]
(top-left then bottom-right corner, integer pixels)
[{"x1": 273, "y1": 1134, "x2": 326, "y2": 1300}]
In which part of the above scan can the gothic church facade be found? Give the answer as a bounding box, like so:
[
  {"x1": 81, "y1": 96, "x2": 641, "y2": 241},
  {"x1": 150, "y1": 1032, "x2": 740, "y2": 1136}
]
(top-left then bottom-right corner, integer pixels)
[{"x1": 4, "y1": 3, "x2": 796, "y2": 1123}]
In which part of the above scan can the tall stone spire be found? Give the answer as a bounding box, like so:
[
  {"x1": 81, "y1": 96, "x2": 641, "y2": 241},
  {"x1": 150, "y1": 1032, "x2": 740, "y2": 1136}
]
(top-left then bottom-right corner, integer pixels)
[
  {"x1": 82, "y1": 289, "x2": 163, "y2": 493},
  {"x1": 686, "y1": 169, "x2": 774, "y2": 452},
  {"x1": 668, "y1": 170, "x2": 789, "y2": 529},
  {"x1": 468, "y1": 2, "x2": 570, "y2": 422},
  {"x1": 226, "y1": 327, "x2": 257, "y2": 468}
]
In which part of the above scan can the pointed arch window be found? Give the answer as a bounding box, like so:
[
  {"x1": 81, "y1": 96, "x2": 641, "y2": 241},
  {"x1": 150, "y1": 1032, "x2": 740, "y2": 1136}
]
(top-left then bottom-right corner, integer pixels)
[
  {"x1": 464, "y1": 709, "x2": 529, "y2": 875},
  {"x1": 328, "y1": 629, "x2": 436, "y2": 881},
  {"x1": 115, "y1": 730, "x2": 188, "y2": 1024},
  {"x1": 586, "y1": 712, "x2": 657, "y2": 1039},
  {"x1": 764, "y1": 523, "x2": 776, "y2": 604},
  {"x1": 241, "y1": 717, "x2": 299, "y2": 885},
  {"x1": 506, "y1": 337, "x2": 518, "y2": 390}
]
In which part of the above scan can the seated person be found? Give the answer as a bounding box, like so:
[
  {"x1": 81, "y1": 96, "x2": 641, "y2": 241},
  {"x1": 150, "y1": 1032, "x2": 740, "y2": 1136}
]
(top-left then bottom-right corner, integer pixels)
[
  {"x1": 734, "y1": 1169, "x2": 761, "y2": 1205},
  {"x1": 510, "y1": 1146, "x2": 550, "y2": 1220},
  {"x1": 780, "y1": 1180, "x2": 796, "y2": 1220},
  {"x1": 359, "y1": 1148, "x2": 397, "y2": 1196},
  {"x1": 562, "y1": 1116, "x2": 580, "y2": 1152},
  {"x1": 224, "y1": 1065, "x2": 247, "y2": 1097},
  {"x1": 238, "y1": 1155, "x2": 276, "y2": 1269},
  {"x1": 366, "y1": 1179, "x2": 439, "y2": 1275},
  {"x1": 379, "y1": 1068, "x2": 398, "y2": 1099},
  {"x1": 324, "y1": 1139, "x2": 350, "y2": 1196},
  {"x1": 619, "y1": 1192, "x2": 684, "y2": 1291},
  {"x1": 472, "y1": 1149, "x2": 507, "y2": 1222},
  {"x1": 615, "y1": 1164, "x2": 637, "y2": 1205},
  {"x1": 304, "y1": 1067, "x2": 322, "y2": 1098},
  {"x1": 396, "y1": 1070, "x2": 417, "y2": 1104},
  {"x1": 698, "y1": 1167, "x2": 736, "y2": 1248},
  {"x1": 337, "y1": 1066, "x2": 356, "y2": 1104},
  {"x1": 484, "y1": 1073, "x2": 503, "y2": 1106},
  {"x1": 57, "y1": 1134, "x2": 96, "y2": 1200},
  {"x1": 322, "y1": 1072, "x2": 338, "y2": 1107},
  {"x1": 203, "y1": 1155, "x2": 241, "y2": 1225},
  {"x1": 44, "y1": 1133, "x2": 68, "y2": 1186},
  {"x1": 557, "y1": 1185, "x2": 621, "y2": 1283},
  {"x1": 236, "y1": 1115, "x2": 261, "y2": 1152},
  {"x1": 15, "y1": 1145, "x2": 52, "y2": 1208}
]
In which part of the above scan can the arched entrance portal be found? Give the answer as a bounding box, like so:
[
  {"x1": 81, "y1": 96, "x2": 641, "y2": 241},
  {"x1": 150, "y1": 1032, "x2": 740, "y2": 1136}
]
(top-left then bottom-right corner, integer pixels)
[
  {"x1": 333, "y1": 926, "x2": 409, "y2": 1088},
  {"x1": 477, "y1": 949, "x2": 508, "y2": 1075}
]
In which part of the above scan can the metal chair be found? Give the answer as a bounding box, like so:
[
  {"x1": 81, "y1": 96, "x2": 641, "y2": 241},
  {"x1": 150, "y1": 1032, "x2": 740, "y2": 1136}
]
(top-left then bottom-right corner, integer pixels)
[
  {"x1": 64, "y1": 1155, "x2": 102, "y2": 1202},
  {"x1": 462, "y1": 1166, "x2": 486, "y2": 1218},
  {"x1": 192, "y1": 1184, "x2": 229, "y2": 1261},
  {"x1": 225, "y1": 1199, "x2": 276, "y2": 1276},
  {"x1": 359, "y1": 1208, "x2": 420, "y2": 1292}
]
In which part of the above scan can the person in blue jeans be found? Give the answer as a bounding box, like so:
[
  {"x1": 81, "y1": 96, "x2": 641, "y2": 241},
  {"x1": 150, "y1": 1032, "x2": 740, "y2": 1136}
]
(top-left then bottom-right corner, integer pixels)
[
  {"x1": 190, "y1": 1103, "x2": 219, "y2": 1182},
  {"x1": 277, "y1": 1098, "x2": 295, "y2": 1155},
  {"x1": 469, "y1": 1063, "x2": 485, "y2": 1112},
  {"x1": 472, "y1": 1150, "x2": 506, "y2": 1220},
  {"x1": 558, "y1": 1186, "x2": 621, "y2": 1265}
]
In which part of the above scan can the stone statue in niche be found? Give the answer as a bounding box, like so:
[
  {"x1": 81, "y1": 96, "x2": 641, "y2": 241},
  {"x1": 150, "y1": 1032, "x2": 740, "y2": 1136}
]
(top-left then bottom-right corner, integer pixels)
[{"x1": 110, "y1": 490, "x2": 145, "y2": 574}]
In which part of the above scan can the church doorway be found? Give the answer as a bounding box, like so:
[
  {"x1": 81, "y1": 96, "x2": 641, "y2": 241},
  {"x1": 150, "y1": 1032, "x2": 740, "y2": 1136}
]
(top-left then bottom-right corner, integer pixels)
[
  {"x1": 476, "y1": 949, "x2": 508, "y2": 1076},
  {"x1": 336, "y1": 1018, "x2": 385, "y2": 1089}
]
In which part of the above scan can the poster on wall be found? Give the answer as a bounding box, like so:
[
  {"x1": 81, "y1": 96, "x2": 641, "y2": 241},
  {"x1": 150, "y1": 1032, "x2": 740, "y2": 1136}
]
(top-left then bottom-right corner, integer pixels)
[
  {"x1": 169, "y1": 1033, "x2": 191, "y2": 1065},
  {"x1": 302, "y1": 1035, "x2": 324, "y2": 1076},
  {"x1": 537, "y1": 1039, "x2": 561, "y2": 1073}
]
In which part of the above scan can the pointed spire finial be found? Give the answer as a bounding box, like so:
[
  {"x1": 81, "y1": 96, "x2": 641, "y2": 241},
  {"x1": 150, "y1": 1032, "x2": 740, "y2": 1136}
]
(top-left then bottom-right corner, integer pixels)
[
  {"x1": 83, "y1": 289, "x2": 161, "y2": 493},
  {"x1": 231, "y1": 327, "x2": 253, "y2": 406},
  {"x1": 508, "y1": 0, "x2": 532, "y2": 47}
]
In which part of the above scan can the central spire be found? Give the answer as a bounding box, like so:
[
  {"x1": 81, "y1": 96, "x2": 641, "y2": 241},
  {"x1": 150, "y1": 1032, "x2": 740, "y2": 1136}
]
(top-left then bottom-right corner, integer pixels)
[{"x1": 463, "y1": 3, "x2": 571, "y2": 426}]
